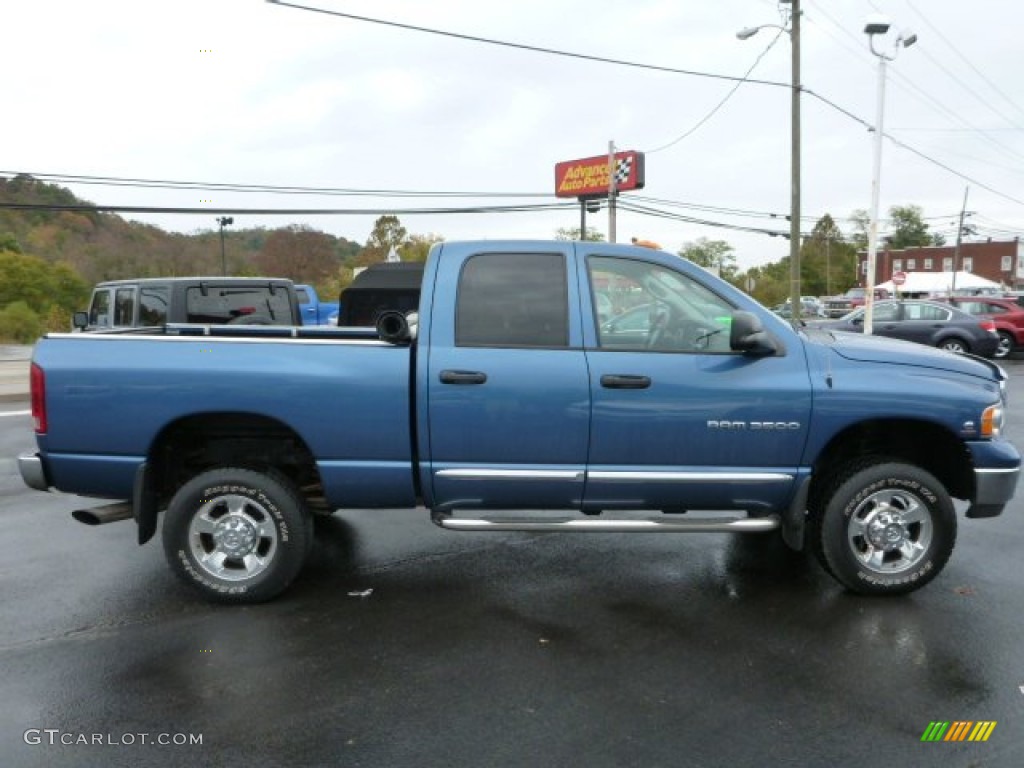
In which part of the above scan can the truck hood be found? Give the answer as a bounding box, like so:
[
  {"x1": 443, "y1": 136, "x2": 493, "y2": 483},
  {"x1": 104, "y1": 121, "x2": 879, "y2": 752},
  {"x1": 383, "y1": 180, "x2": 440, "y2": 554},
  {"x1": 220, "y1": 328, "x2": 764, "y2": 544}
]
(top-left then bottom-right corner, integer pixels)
[{"x1": 804, "y1": 328, "x2": 1005, "y2": 382}]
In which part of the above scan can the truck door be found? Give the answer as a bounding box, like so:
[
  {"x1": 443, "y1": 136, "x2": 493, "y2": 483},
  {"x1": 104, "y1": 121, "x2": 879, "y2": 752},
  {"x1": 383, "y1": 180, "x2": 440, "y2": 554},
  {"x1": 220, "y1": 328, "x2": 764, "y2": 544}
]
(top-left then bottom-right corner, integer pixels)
[
  {"x1": 580, "y1": 252, "x2": 812, "y2": 512},
  {"x1": 425, "y1": 246, "x2": 590, "y2": 510}
]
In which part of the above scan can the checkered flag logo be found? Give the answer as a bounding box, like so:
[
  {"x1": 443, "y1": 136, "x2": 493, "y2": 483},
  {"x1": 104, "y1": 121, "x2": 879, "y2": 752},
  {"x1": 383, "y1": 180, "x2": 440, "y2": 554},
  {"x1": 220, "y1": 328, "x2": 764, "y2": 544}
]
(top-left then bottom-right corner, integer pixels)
[{"x1": 614, "y1": 157, "x2": 633, "y2": 185}]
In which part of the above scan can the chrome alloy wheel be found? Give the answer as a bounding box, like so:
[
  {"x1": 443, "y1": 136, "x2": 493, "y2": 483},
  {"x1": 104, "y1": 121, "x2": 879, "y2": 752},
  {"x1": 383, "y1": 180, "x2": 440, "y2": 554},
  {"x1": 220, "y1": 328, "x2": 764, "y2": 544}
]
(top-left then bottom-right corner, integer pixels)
[
  {"x1": 188, "y1": 494, "x2": 279, "y2": 581},
  {"x1": 846, "y1": 488, "x2": 933, "y2": 575}
]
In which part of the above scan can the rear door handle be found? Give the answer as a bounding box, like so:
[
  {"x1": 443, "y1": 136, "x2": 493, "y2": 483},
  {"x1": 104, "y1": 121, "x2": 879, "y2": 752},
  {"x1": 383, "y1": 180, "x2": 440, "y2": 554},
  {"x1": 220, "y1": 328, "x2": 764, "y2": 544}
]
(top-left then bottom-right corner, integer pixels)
[
  {"x1": 440, "y1": 370, "x2": 488, "y2": 385},
  {"x1": 600, "y1": 374, "x2": 651, "y2": 389}
]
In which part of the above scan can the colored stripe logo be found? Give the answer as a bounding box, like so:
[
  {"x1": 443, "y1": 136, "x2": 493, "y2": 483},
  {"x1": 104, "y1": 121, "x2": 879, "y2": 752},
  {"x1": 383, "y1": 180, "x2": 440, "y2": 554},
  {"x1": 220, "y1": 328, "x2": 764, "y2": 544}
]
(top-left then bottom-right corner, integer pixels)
[{"x1": 921, "y1": 721, "x2": 997, "y2": 742}]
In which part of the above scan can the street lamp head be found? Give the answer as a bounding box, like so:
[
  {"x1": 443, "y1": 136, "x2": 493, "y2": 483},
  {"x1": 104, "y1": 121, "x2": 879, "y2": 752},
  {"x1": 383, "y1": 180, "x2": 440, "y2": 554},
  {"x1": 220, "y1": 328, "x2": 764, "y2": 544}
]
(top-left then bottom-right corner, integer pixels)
[
  {"x1": 901, "y1": 32, "x2": 918, "y2": 48},
  {"x1": 736, "y1": 26, "x2": 760, "y2": 40},
  {"x1": 864, "y1": 14, "x2": 891, "y2": 36}
]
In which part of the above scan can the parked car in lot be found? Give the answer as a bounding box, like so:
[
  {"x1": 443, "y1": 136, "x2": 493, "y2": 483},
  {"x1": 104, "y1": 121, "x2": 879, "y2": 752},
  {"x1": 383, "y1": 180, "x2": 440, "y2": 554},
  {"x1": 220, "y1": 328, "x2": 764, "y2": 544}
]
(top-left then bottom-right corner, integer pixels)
[
  {"x1": 939, "y1": 296, "x2": 1024, "y2": 360},
  {"x1": 823, "y1": 287, "x2": 890, "y2": 318},
  {"x1": 772, "y1": 297, "x2": 825, "y2": 319},
  {"x1": 807, "y1": 299, "x2": 1000, "y2": 357}
]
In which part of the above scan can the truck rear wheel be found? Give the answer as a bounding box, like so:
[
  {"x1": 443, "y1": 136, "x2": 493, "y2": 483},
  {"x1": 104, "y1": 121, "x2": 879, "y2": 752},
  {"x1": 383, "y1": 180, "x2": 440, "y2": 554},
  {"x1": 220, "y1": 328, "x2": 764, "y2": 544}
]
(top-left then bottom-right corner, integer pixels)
[
  {"x1": 808, "y1": 460, "x2": 957, "y2": 595},
  {"x1": 162, "y1": 467, "x2": 312, "y2": 603}
]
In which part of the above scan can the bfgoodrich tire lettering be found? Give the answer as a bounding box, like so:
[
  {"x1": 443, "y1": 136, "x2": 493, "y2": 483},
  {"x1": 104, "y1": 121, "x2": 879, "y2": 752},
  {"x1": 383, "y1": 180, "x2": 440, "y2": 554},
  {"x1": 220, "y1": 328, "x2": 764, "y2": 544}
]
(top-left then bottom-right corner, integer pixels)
[
  {"x1": 162, "y1": 467, "x2": 312, "y2": 603},
  {"x1": 810, "y1": 461, "x2": 957, "y2": 596}
]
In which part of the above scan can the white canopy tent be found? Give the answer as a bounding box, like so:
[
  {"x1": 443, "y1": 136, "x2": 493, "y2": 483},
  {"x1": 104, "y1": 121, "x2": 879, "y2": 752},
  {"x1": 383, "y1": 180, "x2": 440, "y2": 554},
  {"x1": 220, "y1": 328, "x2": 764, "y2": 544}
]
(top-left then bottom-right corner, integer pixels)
[{"x1": 876, "y1": 271, "x2": 1003, "y2": 295}]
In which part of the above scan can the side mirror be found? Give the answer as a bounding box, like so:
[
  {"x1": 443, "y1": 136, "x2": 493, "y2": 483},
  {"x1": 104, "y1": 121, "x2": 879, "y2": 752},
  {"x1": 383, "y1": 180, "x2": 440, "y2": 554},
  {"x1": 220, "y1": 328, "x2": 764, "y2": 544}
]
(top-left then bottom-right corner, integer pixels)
[
  {"x1": 73, "y1": 312, "x2": 89, "y2": 330},
  {"x1": 851, "y1": 316, "x2": 864, "y2": 326},
  {"x1": 730, "y1": 311, "x2": 778, "y2": 356}
]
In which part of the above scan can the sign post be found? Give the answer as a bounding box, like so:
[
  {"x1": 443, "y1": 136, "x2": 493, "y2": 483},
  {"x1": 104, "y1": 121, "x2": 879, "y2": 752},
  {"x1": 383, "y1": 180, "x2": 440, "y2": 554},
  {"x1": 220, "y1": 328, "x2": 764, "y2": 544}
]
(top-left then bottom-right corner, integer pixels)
[{"x1": 892, "y1": 270, "x2": 907, "y2": 297}]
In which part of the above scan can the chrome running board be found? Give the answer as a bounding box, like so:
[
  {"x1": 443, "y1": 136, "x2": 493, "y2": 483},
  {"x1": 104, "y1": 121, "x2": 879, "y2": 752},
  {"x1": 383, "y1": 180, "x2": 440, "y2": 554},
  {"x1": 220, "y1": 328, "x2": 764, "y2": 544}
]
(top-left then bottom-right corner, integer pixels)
[{"x1": 430, "y1": 511, "x2": 780, "y2": 533}]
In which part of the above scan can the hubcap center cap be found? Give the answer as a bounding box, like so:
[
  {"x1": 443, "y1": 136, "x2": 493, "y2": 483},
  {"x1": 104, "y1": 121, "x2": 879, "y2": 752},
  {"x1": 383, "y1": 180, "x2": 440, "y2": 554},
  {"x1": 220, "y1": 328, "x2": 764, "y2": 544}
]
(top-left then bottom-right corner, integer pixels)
[
  {"x1": 213, "y1": 516, "x2": 257, "y2": 556},
  {"x1": 867, "y1": 512, "x2": 906, "y2": 550}
]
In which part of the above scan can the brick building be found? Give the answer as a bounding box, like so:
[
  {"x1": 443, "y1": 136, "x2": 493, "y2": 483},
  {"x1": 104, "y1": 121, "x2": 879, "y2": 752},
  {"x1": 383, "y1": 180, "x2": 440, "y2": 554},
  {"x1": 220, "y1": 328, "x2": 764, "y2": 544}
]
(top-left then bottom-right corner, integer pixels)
[{"x1": 857, "y1": 238, "x2": 1024, "y2": 289}]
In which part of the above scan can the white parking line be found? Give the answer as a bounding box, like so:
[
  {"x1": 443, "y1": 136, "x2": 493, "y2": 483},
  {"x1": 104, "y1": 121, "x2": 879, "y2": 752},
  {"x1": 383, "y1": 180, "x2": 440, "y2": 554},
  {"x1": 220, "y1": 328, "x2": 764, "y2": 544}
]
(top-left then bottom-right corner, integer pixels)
[{"x1": 0, "y1": 410, "x2": 31, "y2": 417}]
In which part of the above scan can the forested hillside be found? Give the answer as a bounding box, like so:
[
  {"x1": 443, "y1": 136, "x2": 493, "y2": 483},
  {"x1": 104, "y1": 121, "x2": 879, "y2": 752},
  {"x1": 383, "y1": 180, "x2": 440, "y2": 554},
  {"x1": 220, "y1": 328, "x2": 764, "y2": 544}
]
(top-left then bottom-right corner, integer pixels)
[{"x1": 0, "y1": 174, "x2": 387, "y2": 341}]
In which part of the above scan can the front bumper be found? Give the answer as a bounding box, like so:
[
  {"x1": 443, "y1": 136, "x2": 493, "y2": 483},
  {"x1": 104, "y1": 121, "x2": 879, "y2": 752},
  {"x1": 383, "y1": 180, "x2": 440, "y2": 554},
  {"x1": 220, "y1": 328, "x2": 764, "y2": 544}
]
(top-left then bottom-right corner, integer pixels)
[
  {"x1": 966, "y1": 439, "x2": 1021, "y2": 518},
  {"x1": 18, "y1": 453, "x2": 51, "y2": 492}
]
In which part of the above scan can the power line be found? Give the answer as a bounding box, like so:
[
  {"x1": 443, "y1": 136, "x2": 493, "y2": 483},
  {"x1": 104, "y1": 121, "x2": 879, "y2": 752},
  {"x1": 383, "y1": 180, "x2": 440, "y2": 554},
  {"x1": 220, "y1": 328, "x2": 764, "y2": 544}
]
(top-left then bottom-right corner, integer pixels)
[
  {"x1": 0, "y1": 201, "x2": 577, "y2": 216},
  {"x1": 0, "y1": 171, "x2": 549, "y2": 198},
  {"x1": 266, "y1": 0, "x2": 1024, "y2": 209},
  {"x1": 266, "y1": 0, "x2": 790, "y2": 90},
  {"x1": 905, "y1": 0, "x2": 1024, "y2": 125},
  {"x1": 644, "y1": 27, "x2": 786, "y2": 154}
]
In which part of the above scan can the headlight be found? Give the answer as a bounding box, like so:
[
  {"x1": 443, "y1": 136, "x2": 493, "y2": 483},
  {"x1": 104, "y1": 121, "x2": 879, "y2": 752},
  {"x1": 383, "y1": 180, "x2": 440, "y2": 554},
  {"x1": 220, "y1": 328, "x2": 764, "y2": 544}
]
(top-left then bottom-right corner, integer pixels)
[{"x1": 981, "y1": 404, "x2": 1004, "y2": 437}]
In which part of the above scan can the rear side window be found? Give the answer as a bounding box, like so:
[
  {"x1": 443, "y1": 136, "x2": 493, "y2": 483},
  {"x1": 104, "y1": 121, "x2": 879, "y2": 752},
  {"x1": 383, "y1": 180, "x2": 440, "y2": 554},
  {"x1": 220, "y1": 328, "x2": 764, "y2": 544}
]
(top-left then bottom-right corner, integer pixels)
[
  {"x1": 456, "y1": 253, "x2": 568, "y2": 347},
  {"x1": 904, "y1": 303, "x2": 949, "y2": 321},
  {"x1": 185, "y1": 286, "x2": 294, "y2": 324},
  {"x1": 139, "y1": 285, "x2": 170, "y2": 325}
]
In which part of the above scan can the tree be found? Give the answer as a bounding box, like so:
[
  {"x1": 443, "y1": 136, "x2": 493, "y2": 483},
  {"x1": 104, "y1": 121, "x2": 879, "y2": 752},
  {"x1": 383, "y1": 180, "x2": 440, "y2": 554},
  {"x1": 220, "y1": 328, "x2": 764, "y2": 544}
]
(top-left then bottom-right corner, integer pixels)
[
  {"x1": 254, "y1": 225, "x2": 339, "y2": 286},
  {"x1": 400, "y1": 233, "x2": 445, "y2": 263},
  {"x1": 554, "y1": 226, "x2": 605, "y2": 242},
  {"x1": 0, "y1": 301, "x2": 43, "y2": 343},
  {"x1": 888, "y1": 204, "x2": 945, "y2": 247},
  {"x1": 799, "y1": 215, "x2": 858, "y2": 297},
  {"x1": 678, "y1": 238, "x2": 737, "y2": 281},
  {"x1": 0, "y1": 251, "x2": 88, "y2": 323},
  {"x1": 0, "y1": 232, "x2": 22, "y2": 253},
  {"x1": 849, "y1": 204, "x2": 944, "y2": 251},
  {"x1": 359, "y1": 215, "x2": 408, "y2": 266}
]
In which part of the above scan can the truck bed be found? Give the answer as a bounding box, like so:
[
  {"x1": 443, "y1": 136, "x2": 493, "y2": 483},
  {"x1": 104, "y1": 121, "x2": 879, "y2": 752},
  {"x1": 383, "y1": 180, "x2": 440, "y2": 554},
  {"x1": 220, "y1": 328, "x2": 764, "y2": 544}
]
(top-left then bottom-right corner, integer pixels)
[{"x1": 34, "y1": 327, "x2": 417, "y2": 508}]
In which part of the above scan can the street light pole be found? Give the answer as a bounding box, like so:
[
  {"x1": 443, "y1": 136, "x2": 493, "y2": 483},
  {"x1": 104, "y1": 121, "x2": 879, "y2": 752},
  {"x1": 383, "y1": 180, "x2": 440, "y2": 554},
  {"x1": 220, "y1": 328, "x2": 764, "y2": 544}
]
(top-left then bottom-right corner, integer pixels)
[
  {"x1": 863, "y1": 17, "x2": 916, "y2": 335},
  {"x1": 789, "y1": 0, "x2": 801, "y2": 322},
  {"x1": 216, "y1": 216, "x2": 234, "y2": 275},
  {"x1": 738, "y1": 1, "x2": 801, "y2": 320}
]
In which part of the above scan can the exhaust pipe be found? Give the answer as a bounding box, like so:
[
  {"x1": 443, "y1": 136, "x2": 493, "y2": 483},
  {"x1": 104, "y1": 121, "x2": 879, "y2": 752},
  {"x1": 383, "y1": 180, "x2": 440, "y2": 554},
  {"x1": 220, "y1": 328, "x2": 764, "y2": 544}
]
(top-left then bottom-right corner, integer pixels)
[
  {"x1": 376, "y1": 310, "x2": 418, "y2": 345},
  {"x1": 72, "y1": 502, "x2": 133, "y2": 526}
]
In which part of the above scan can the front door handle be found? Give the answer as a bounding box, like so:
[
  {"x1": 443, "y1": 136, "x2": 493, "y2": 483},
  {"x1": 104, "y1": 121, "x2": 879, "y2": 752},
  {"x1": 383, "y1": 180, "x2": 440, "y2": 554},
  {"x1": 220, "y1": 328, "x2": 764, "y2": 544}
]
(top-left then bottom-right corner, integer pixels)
[
  {"x1": 440, "y1": 370, "x2": 488, "y2": 385},
  {"x1": 600, "y1": 374, "x2": 651, "y2": 389}
]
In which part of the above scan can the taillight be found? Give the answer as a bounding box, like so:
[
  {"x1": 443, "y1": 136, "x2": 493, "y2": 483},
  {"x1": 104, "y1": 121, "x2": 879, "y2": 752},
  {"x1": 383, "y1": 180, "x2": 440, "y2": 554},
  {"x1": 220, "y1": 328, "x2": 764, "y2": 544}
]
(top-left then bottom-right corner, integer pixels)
[
  {"x1": 30, "y1": 363, "x2": 46, "y2": 434},
  {"x1": 978, "y1": 319, "x2": 996, "y2": 333}
]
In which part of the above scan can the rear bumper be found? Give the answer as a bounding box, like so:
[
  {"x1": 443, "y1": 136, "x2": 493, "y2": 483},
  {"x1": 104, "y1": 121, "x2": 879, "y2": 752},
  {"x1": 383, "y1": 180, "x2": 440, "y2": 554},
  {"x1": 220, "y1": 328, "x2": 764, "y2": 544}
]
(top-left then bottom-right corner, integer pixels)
[{"x1": 18, "y1": 453, "x2": 51, "y2": 492}]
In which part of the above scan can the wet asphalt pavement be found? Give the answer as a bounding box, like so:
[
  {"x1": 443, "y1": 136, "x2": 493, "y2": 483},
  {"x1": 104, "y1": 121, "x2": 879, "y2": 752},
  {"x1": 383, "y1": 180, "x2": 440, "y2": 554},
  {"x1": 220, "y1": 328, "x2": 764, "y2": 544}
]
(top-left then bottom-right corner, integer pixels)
[{"x1": 2, "y1": 362, "x2": 1024, "y2": 767}]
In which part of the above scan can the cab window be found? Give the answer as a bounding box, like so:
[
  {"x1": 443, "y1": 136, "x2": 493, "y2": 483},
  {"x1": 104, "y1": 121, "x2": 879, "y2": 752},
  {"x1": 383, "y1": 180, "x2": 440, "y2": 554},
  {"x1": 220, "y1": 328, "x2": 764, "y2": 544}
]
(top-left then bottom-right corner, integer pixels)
[
  {"x1": 88, "y1": 289, "x2": 113, "y2": 328},
  {"x1": 113, "y1": 286, "x2": 137, "y2": 327},
  {"x1": 456, "y1": 253, "x2": 568, "y2": 348},
  {"x1": 589, "y1": 256, "x2": 734, "y2": 352}
]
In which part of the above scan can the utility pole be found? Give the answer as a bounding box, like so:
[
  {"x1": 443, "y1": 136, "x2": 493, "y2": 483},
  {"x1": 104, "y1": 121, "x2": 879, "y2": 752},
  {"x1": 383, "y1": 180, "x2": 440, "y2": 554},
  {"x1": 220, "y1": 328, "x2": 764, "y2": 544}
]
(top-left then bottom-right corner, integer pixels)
[
  {"x1": 607, "y1": 140, "x2": 617, "y2": 243},
  {"x1": 951, "y1": 186, "x2": 969, "y2": 293}
]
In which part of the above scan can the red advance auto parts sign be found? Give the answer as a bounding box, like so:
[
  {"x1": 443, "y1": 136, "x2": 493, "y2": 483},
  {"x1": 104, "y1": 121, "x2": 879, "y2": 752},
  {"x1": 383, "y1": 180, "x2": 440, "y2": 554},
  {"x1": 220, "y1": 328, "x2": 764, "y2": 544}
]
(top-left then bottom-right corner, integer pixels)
[{"x1": 554, "y1": 151, "x2": 645, "y2": 199}]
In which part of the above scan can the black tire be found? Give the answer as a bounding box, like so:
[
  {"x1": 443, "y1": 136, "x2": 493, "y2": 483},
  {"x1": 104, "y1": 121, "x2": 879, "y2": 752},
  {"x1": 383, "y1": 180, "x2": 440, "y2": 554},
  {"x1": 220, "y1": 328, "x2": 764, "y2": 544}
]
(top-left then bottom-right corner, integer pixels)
[
  {"x1": 994, "y1": 331, "x2": 1015, "y2": 360},
  {"x1": 162, "y1": 467, "x2": 312, "y2": 603},
  {"x1": 808, "y1": 460, "x2": 956, "y2": 596},
  {"x1": 938, "y1": 337, "x2": 969, "y2": 354}
]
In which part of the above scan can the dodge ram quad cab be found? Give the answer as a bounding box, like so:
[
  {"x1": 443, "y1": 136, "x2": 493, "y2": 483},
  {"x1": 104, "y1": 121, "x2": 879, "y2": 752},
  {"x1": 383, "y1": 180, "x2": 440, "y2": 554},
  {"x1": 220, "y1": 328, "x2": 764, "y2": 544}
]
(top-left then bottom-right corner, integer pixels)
[{"x1": 20, "y1": 240, "x2": 1020, "y2": 603}]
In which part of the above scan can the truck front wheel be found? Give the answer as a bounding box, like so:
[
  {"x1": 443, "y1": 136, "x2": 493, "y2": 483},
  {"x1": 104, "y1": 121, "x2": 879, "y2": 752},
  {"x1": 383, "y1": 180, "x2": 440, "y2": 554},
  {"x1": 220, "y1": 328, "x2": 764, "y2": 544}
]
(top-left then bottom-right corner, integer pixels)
[
  {"x1": 809, "y1": 461, "x2": 957, "y2": 595},
  {"x1": 162, "y1": 467, "x2": 312, "y2": 603}
]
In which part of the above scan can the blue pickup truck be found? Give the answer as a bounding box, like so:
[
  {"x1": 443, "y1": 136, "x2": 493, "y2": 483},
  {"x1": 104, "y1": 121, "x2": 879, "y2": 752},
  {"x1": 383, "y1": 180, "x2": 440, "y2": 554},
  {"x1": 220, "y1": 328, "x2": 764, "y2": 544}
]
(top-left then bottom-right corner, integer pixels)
[
  {"x1": 19, "y1": 240, "x2": 1020, "y2": 603},
  {"x1": 294, "y1": 284, "x2": 340, "y2": 326}
]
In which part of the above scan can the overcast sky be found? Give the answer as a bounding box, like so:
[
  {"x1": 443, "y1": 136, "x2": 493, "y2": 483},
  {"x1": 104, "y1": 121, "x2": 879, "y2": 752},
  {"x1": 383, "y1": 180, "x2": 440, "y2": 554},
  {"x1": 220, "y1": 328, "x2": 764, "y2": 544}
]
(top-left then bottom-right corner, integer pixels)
[{"x1": 5, "y1": 0, "x2": 1023, "y2": 270}]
